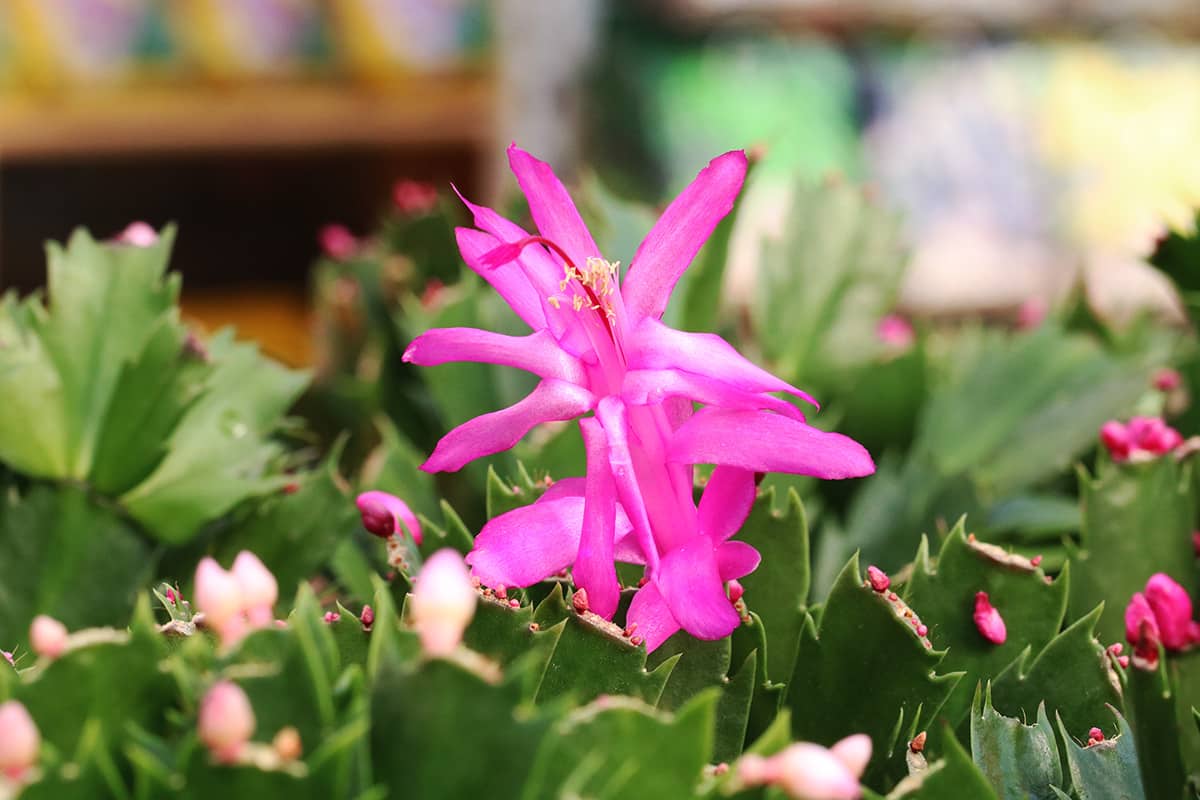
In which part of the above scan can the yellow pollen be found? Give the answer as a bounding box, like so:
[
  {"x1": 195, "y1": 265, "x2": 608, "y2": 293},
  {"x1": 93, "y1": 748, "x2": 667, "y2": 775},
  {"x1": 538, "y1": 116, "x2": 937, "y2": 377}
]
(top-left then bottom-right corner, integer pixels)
[{"x1": 546, "y1": 258, "x2": 620, "y2": 324}]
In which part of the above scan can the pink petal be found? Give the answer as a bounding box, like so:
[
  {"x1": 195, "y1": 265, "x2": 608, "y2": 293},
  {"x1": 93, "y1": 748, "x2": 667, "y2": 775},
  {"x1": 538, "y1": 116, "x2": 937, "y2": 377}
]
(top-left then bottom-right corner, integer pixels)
[
  {"x1": 466, "y1": 496, "x2": 583, "y2": 588},
  {"x1": 403, "y1": 327, "x2": 586, "y2": 383},
  {"x1": 507, "y1": 146, "x2": 603, "y2": 267},
  {"x1": 572, "y1": 419, "x2": 621, "y2": 619},
  {"x1": 657, "y1": 535, "x2": 742, "y2": 641},
  {"x1": 669, "y1": 408, "x2": 875, "y2": 480},
  {"x1": 628, "y1": 317, "x2": 817, "y2": 407},
  {"x1": 622, "y1": 368, "x2": 804, "y2": 420},
  {"x1": 541, "y1": 475, "x2": 636, "y2": 541},
  {"x1": 622, "y1": 151, "x2": 748, "y2": 321},
  {"x1": 456, "y1": 227, "x2": 546, "y2": 330},
  {"x1": 596, "y1": 397, "x2": 661, "y2": 576},
  {"x1": 1145, "y1": 573, "x2": 1194, "y2": 650},
  {"x1": 626, "y1": 581, "x2": 681, "y2": 653},
  {"x1": 422, "y1": 379, "x2": 595, "y2": 472},
  {"x1": 698, "y1": 466, "x2": 758, "y2": 541},
  {"x1": 717, "y1": 541, "x2": 761, "y2": 581}
]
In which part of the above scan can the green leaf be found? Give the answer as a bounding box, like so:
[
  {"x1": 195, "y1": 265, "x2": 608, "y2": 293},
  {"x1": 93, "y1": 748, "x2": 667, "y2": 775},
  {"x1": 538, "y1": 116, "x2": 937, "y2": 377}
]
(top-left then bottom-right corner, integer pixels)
[
  {"x1": 1057, "y1": 708, "x2": 1146, "y2": 800},
  {"x1": 522, "y1": 691, "x2": 717, "y2": 800},
  {"x1": 178, "y1": 746, "x2": 317, "y2": 800},
  {"x1": 532, "y1": 586, "x2": 677, "y2": 705},
  {"x1": 990, "y1": 606, "x2": 1123, "y2": 744},
  {"x1": 971, "y1": 688, "x2": 1062, "y2": 800},
  {"x1": 729, "y1": 610, "x2": 786, "y2": 746},
  {"x1": 903, "y1": 524, "x2": 1069, "y2": 725},
  {"x1": 1071, "y1": 457, "x2": 1195, "y2": 645},
  {"x1": 648, "y1": 630, "x2": 731, "y2": 712},
  {"x1": 737, "y1": 488, "x2": 809, "y2": 684},
  {"x1": 0, "y1": 483, "x2": 152, "y2": 647},
  {"x1": 715, "y1": 651, "x2": 757, "y2": 764},
  {"x1": 1126, "y1": 649, "x2": 1187, "y2": 800},
  {"x1": 785, "y1": 555, "x2": 962, "y2": 785},
  {"x1": 889, "y1": 726, "x2": 999, "y2": 800}
]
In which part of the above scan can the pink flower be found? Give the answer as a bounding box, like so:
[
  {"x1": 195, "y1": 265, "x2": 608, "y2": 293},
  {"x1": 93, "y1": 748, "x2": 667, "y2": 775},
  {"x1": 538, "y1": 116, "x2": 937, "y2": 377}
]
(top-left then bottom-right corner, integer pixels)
[
  {"x1": 393, "y1": 179, "x2": 439, "y2": 215},
  {"x1": 356, "y1": 491, "x2": 423, "y2": 543},
  {"x1": 198, "y1": 681, "x2": 255, "y2": 763},
  {"x1": 405, "y1": 146, "x2": 874, "y2": 650},
  {"x1": 319, "y1": 224, "x2": 358, "y2": 260},
  {"x1": 29, "y1": 616, "x2": 67, "y2": 660},
  {"x1": 876, "y1": 315, "x2": 914, "y2": 349},
  {"x1": 738, "y1": 735, "x2": 870, "y2": 799},
  {"x1": 114, "y1": 221, "x2": 159, "y2": 247},
  {"x1": 973, "y1": 591, "x2": 1007, "y2": 645},
  {"x1": 411, "y1": 549, "x2": 476, "y2": 656},
  {"x1": 1153, "y1": 368, "x2": 1182, "y2": 392},
  {"x1": 1100, "y1": 417, "x2": 1182, "y2": 462},
  {"x1": 0, "y1": 701, "x2": 39, "y2": 781}
]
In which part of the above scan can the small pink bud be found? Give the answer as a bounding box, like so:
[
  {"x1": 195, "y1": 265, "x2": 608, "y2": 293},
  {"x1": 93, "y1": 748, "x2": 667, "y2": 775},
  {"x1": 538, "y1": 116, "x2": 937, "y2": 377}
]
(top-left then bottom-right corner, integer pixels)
[
  {"x1": 231, "y1": 551, "x2": 278, "y2": 628},
  {"x1": 2, "y1": 651, "x2": 13, "y2": 667},
  {"x1": 272, "y1": 726, "x2": 302, "y2": 762},
  {"x1": 1088, "y1": 727, "x2": 1104, "y2": 743},
  {"x1": 1107, "y1": 643, "x2": 1124, "y2": 656},
  {"x1": 198, "y1": 681, "x2": 255, "y2": 763},
  {"x1": 114, "y1": 221, "x2": 158, "y2": 247},
  {"x1": 29, "y1": 615, "x2": 67, "y2": 660},
  {"x1": 866, "y1": 566, "x2": 890, "y2": 593},
  {"x1": 1016, "y1": 296, "x2": 1047, "y2": 330},
  {"x1": 1118, "y1": 655, "x2": 1130, "y2": 668},
  {"x1": 728, "y1": 579, "x2": 745, "y2": 604},
  {"x1": 0, "y1": 701, "x2": 40, "y2": 780},
  {"x1": 319, "y1": 224, "x2": 357, "y2": 260},
  {"x1": 411, "y1": 549, "x2": 476, "y2": 657},
  {"x1": 974, "y1": 592, "x2": 1007, "y2": 644},
  {"x1": 392, "y1": 179, "x2": 439, "y2": 215},
  {"x1": 1104, "y1": 417, "x2": 1184, "y2": 462},
  {"x1": 166, "y1": 587, "x2": 178, "y2": 604},
  {"x1": 748, "y1": 741, "x2": 866, "y2": 799},
  {"x1": 323, "y1": 612, "x2": 340, "y2": 624},
  {"x1": 194, "y1": 557, "x2": 243, "y2": 632},
  {"x1": 916, "y1": 624, "x2": 928, "y2": 637},
  {"x1": 361, "y1": 605, "x2": 375, "y2": 627},
  {"x1": 1100, "y1": 421, "x2": 1132, "y2": 461},
  {"x1": 1144, "y1": 573, "x2": 1195, "y2": 650},
  {"x1": 1153, "y1": 368, "x2": 1182, "y2": 392},
  {"x1": 876, "y1": 315, "x2": 914, "y2": 349},
  {"x1": 1030, "y1": 555, "x2": 1043, "y2": 567},
  {"x1": 355, "y1": 491, "x2": 422, "y2": 543}
]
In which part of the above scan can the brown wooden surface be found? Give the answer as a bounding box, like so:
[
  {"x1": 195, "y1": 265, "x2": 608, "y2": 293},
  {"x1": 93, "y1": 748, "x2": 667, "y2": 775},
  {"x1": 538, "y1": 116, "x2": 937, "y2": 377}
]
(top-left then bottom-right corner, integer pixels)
[{"x1": 182, "y1": 286, "x2": 313, "y2": 367}]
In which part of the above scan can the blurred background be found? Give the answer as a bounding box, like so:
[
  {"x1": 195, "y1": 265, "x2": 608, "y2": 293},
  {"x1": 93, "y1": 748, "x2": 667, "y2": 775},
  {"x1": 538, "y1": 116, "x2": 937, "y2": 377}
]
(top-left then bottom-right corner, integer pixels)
[{"x1": 1, "y1": 0, "x2": 1198, "y2": 365}]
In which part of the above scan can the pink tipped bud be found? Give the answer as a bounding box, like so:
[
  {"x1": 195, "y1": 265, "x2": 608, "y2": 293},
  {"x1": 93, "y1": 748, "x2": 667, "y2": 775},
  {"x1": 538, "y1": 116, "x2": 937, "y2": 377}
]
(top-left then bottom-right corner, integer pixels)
[
  {"x1": 194, "y1": 558, "x2": 244, "y2": 633},
  {"x1": 1030, "y1": 555, "x2": 1043, "y2": 567},
  {"x1": 29, "y1": 615, "x2": 68, "y2": 660},
  {"x1": 319, "y1": 224, "x2": 357, "y2": 260},
  {"x1": 866, "y1": 566, "x2": 890, "y2": 593},
  {"x1": 1016, "y1": 296, "x2": 1047, "y2": 330},
  {"x1": 1088, "y1": 727, "x2": 1104, "y2": 743},
  {"x1": 0, "y1": 701, "x2": 40, "y2": 781},
  {"x1": 114, "y1": 221, "x2": 158, "y2": 247},
  {"x1": 1144, "y1": 573, "x2": 1195, "y2": 650},
  {"x1": 231, "y1": 551, "x2": 278, "y2": 628},
  {"x1": 323, "y1": 611, "x2": 340, "y2": 624},
  {"x1": 411, "y1": 549, "x2": 476, "y2": 657},
  {"x1": 166, "y1": 588, "x2": 178, "y2": 604},
  {"x1": 199, "y1": 681, "x2": 255, "y2": 763},
  {"x1": 355, "y1": 491, "x2": 423, "y2": 544},
  {"x1": 876, "y1": 315, "x2": 914, "y2": 349},
  {"x1": 272, "y1": 726, "x2": 302, "y2": 762},
  {"x1": 361, "y1": 605, "x2": 375, "y2": 627},
  {"x1": 728, "y1": 580, "x2": 745, "y2": 604},
  {"x1": 392, "y1": 179, "x2": 439, "y2": 215},
  {"x1": 1154, "y1": 368, "x2": 1183, "y2": 392},
  {"x1": 762, "y1": 742, "x2": 866, "y2": 799},
  {"x1": 974, "y1": 592, "x2": 1007, "y2": 644}
]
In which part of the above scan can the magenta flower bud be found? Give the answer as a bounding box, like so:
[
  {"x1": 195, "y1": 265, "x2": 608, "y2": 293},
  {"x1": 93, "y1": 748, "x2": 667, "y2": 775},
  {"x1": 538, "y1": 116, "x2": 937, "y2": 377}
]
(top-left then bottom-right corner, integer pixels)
[
  {"x1": 1127, "y1": 417, "x2": 1183, "y2": 455},
  {"x1": 114, "y1": 221, "x2": 158, "y2": 247},
  {"x1": 1100, "y1": 421, "x2": 1132, "y2": 461},
  {"x1": 232, "y1": 551, "x2": 278, "y2": 628},
  {"x1": 1153, "y1": 368, "x2": 1183, "y2": 392},
  {"x1": 1087, "y1": 726, "x2": 1104, "y2": 743},
  {"x1": 727, "y1": 580, "x2": 745, "y2": 604},
  {"x1": 1144, "y1": 573, "x2": 1195, "y2": 650},
  {"x1": 360, "y1": 605, "x2": 375, "y2": 627},
  {"x1": 0, "y1": 701, "x2": 40, "y2": 780},
  {"x1": 356, "y1": 491, "x2": 422, "y2": 544},
  {"x1": 411, "y1": 549, "x2": 476, "y2": 657},
  {"x1": 973, "y1": 591, "x2": 1007, "y2": 645},
  {"x1": 1125, "y1": 592, "x2": 1162, "y2": 663},
  {"x1": 29, "y1": 615, "x2": 68, "y2": 660},
  {"x1": 876, "y1": 315, "x2": 914, "y2": 349},
  {"x1": 319, "y1": 224, "x2": 357, "y2": 261},
  {"x1": 866, "y1": 566, "x2": 890, "y2": 593},
  {"x1": 194, "y1": 557, "x2": 244, "y2": 638},
  {"x1": 198, "y1": 681, "x2": 256, "y2": 763}
]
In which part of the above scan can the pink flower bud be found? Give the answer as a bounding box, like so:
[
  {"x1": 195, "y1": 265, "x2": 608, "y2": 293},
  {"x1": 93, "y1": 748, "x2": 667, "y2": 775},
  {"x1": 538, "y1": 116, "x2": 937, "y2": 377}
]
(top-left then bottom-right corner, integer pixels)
[
  {"x1": 1125, "y1": 592, "x2": 1162, "y2": 664},
  {"x1": 1144, "y1": 573, "x2": 1195, "y2": 650},
  {"x1": 411, "y1": 549, "x2": 476, "y2": 657},
  {"x1": 866, "y1": 566, "x2": 890, "y2": 593},
  {"x1": 0, "y1": 701, "x2": 40, "y2": 781},
  {"x1": 2, "y1": 651, "x2": 13, "y2": 667},
  {"x1": 1087, "y1": 726, "x2": 1104, "y2": 743},
  {"x1": 392, "y1": 179, "x2": 439, "y2": 215},
  {"x1": 194, "y1": 557, "x2": 244, "y2": 639},
  {"x1": 876, "y1": 315, "x2": 914, "y2": 349},
  {"x1": 198, "y1": 681, "x2": 255, "y2": 763},
  {"x1": 29, "y1": 615, "x2": 68, "y2": 660},
  {"x1": 748, "y1": 741, "x2": 866, "y2": 800},
  {"x1": 829, "y1": 734, "x2": 873, "y2": 778},
  {"x1": 273, "y1": 726, "x2": 302, "y2": 762},
  {"x1": 356, "y1": 491, "x2": 422, "y2": 543},
  {"x1": 114, "y1": 221, "x2": 158, "y2": 247},
  {"x1": 973, "y1": 591, "x2": 1007, "y2": 645},
  {"x1": 1103, "y1": 417, "x2": 1183, "y2": 462},
  {"x1": 360, "y1": 605, "x2": 375, "y2": 627},
  {"x1": 727, "y1": 580, "x2": 745, "y2": 604},
  {"x1": 1016, "y1": 296, "x2": 1047, "y2": 330},
  {"x1": 232, "y1": 551, "x2": 278, "y2": 628},
  {"x1": 319, "y1": 224, "x2": 357, "y2": 261},
  {"x1": 323, "y1": 611, "x2": 340, "y2": 624},
  {"x1": 1153, "y1": 368, "x2": 1182, "y2": 392}
]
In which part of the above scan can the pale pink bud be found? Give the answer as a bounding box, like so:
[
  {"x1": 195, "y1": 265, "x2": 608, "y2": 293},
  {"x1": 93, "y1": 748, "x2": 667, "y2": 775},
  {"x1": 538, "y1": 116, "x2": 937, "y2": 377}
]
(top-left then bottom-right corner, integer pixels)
[
  {"x1": 829, "y1": 734, "x2": 872, "y2": 778},
  {"x1": 198, "y1": 681, "x2": 255, "y2": 763},
  {"x1": 1153, "y1": 368, "x2": 1182, "y2": 392},
  {"x1": 319, "y1": 224, "x2": 357, "y2": 260},
  {"x1": 2, "y1": 651, "x2": 13, "y2": 667},
  {"x1": 411, "y1": 549, "x2": 476, "y2": 657},
  {"x1": 876, "y1": 315, "x2": 914, "y2": 349},
  {"x1": 1016, "y1": 296, "x2": 1047, "y2": 330},
  {"x1": 767, "y1": 742, "x2": 864, "y2": 799},
  {"x1": 232, "y1": 551, "x2": 278, "y2": 628},
  {"x1": 0, "y1": 701, "x2": 40, "y2": 780},
  {"x1": 114, "y1": 221, "x2": 158, "y2": 247},
  {"x1": 29, "y1": 615, "x2": 67, "y2": 660},
  {"x1": 866, "y1": 566, "x2": 890, "y2": 593},
  {"x1": 194, "y1": 558, "x2": 243, "y2": 633},
  {"x1": 1144, "y1": 573, "x2": 1195, "y2": 650},
  {"x1": 356, "y1": 491, "x2": 422, "y2": 543},
  {"x1": 974, "y1": 591, "x2": 1007, "y2": 645}
]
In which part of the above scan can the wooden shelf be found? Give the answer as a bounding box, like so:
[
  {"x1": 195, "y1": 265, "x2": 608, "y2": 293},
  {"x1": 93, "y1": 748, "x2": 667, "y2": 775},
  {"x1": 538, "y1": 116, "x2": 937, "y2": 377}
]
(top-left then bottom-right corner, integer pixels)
[
  {"x1": 182, "y1": 286, "x2": 313, "y2": 367},
  {"x1": 0, "y1": 73, "x2": 494, "y2": 162}
]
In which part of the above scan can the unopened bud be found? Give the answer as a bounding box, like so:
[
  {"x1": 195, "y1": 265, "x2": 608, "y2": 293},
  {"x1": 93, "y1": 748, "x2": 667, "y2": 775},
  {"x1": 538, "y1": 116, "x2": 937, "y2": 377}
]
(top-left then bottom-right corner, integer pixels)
[
  {"x1": 114, "y1": 221, "x2": 158, "y2": 247},
  {"x1": 199, "y1": 681, "x2": 255, "y2": 763},
  {"x1": 29, "y1": 615, "x2": 68, "y2": 660},
  {"x1": 1143, "y1": 573, "x2": 1195, "y2": 650},
  {"x1": 728, "y1": 579, "x2": 745, "y2": 604},
  {"x1": 866, "y1": 566, "x2": 890, "y2": 593},
  {"x1": 973, "y1": 591, "x2": 1007, "y2": 645},
  {"x1": 319, "y1": 224, "x2": 357, "y2": 261},
  {"x1": 194, "y1": 557, "x2": 244, "y2": 632},
  {"x1": 0, "y1": 701, "x2": 40, "y2": 781},
  {"x1": 355, "y1": 491, "x2": 423, "y2": 543},
  {"x1": 232, "y1": 551, "x2": 278, "y2": 628},
  {"x1": 411, "y1": 549, "x2": 476, "y2": 657},
  {"x1": 361, "y1": 605, "x2": 375, "y2": 628},
  {"x1": 747, "y1": 740, "x2": 868, "y2": 800},
  {"x1": 273, "y1": 726, "x2": 302, "y2": 762}
]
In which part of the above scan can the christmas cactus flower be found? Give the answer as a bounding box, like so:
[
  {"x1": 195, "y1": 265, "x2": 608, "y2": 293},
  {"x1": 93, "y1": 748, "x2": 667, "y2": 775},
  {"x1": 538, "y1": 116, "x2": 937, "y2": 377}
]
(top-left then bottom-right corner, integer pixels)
[{"x1": 405, "y1": 145, "x2": 874, "y2": 650}]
